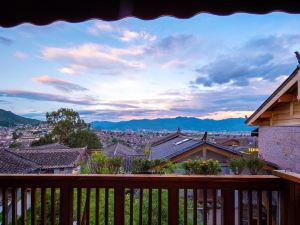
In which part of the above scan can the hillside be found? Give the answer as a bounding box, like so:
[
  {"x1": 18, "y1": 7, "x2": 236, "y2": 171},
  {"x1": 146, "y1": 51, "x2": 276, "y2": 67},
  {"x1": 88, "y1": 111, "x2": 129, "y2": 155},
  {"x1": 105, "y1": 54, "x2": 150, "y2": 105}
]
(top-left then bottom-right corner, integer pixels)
[
  {"x1": 91, "y1": 117, "x2": 254, "y2": 132},
  {"x1": 0, "y1": 109, "x2": 41, "y2": 127}
]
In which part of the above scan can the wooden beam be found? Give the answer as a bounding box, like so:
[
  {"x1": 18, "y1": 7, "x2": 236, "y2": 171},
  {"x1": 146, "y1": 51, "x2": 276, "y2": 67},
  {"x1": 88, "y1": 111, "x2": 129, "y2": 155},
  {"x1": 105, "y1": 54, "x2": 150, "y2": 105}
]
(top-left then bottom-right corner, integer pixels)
[
  {"x1": 298, "y1": 78, "x2": 300, "y2": 101},
  {"x1": 278, "y1": 94, "x2": 295, "y2": 103},
  {"x1": 260, "y1": 111, "x2": 272, "y2": 118}
]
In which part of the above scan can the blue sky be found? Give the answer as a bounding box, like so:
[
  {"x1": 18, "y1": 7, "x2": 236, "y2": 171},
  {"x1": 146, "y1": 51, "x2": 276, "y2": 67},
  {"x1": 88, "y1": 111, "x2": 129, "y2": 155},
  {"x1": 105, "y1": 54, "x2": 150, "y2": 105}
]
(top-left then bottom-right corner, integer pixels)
[{"x1": 1, "y1": 13, "x2": 300, "y2": 122}]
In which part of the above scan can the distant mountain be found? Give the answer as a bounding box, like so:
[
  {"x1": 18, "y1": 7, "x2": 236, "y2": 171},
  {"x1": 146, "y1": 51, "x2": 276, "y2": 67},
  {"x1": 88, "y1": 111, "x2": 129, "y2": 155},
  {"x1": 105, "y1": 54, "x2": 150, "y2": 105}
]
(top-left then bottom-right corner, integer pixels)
[
  {"x1": 0, "y1": 109, "x2": 41, "y2": 127},
  {"x1": 91, "y1": 117, "x2": 254, "y2": 132}
]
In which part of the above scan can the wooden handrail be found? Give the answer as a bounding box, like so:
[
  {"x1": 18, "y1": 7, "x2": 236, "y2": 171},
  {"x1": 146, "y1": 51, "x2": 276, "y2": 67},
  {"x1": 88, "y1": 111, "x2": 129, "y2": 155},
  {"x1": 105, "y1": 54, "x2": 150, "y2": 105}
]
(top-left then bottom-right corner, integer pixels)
[
  {"x1": 1, "y1": 174, "x2": 297, "y2": 225},
  {"x1": 273, "y1": 170, "x2": 300, "y2": 184},
  {"x1": 0, "y1": 174, "x2": 282, "y2": 189}
]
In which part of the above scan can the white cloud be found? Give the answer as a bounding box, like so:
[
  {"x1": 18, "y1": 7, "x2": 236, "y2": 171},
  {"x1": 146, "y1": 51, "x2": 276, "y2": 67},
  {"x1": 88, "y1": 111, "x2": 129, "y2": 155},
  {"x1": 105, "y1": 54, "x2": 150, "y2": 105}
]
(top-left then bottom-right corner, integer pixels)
[
  {"x1": 87, "y1": 21, "x2": 156, "y2": 42},
  {"x1": 14, "y1": 51, "x2": 28, "y2": 59},
  {"x1": 198, "y1": 111, "x2": 253, "y2": 120},
  {"x1": 42, "y1": 43, "x2": 145, "y2": 75}
]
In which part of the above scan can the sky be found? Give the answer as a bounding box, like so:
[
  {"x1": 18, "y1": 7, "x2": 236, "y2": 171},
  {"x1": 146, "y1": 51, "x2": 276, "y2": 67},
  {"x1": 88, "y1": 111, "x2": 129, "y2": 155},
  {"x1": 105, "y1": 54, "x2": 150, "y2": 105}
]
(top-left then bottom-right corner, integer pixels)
[{"x1": 1, "y1": 13, "x2": 300, "y2": 122}]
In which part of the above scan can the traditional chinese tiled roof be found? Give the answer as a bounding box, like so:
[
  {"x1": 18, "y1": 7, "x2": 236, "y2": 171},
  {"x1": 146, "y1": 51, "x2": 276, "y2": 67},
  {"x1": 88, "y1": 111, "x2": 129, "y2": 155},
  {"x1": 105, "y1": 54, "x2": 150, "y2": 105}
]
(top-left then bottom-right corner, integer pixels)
[
  {"x1": 104, "y1": 143, "x2": 142, "y2": 158},
  {"x1": 10, "y1": 147, "x2": 86, "y2": 169},
  {"x1": 0, "y1": 149, "x2": 41, "y2": 173},
  {"x1": 150, "y1": 133, "x2": 243, "y2": 160}
]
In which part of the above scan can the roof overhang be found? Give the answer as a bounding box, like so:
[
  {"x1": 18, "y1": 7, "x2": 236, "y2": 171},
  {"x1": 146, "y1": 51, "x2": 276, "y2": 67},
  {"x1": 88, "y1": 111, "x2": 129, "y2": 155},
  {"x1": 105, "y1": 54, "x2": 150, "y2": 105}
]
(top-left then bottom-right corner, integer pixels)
[
  {"x1": 246, "y1": 66, "x2": 300, "y2": 126},
  {"x1": 1, "y1": 0, "x2": 300, "y2": 27}
]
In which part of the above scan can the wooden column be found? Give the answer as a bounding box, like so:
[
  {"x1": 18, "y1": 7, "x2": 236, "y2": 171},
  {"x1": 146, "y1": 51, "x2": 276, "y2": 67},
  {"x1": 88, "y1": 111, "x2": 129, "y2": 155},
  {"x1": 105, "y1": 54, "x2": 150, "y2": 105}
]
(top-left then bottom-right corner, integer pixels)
[{"x1": 168, "y1": 188, "x2": 179, "y2": 225}]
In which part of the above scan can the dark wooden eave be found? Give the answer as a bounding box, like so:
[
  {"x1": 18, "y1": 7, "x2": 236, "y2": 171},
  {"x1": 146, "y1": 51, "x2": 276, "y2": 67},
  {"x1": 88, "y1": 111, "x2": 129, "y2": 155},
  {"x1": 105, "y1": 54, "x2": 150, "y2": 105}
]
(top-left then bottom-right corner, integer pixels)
[{"x1": 1, "y1": 0, "x2": 300, "y2": 28}]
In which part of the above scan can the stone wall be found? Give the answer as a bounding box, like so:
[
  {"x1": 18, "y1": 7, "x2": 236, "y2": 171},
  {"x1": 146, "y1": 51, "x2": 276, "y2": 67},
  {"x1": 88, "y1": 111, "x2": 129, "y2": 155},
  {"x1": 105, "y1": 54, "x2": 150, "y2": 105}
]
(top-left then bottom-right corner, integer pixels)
[{"x1": 258, "y1": 126, "x2": 300, "y2": 173}]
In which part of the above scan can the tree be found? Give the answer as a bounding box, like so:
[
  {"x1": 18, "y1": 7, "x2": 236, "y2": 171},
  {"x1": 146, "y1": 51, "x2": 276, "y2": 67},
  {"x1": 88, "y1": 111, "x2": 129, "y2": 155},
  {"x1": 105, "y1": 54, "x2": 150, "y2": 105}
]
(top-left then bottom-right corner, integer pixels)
[
  {"x1": 46, "y1": 108, "x2": 87, "y2": 144},
  {"x1": 31, "y1": 134, "x2": 55, "y2": 147},
  {"x1": 229, "y1": 157, "x2": 247, "y2": 175},
  {"x1": 69, "y1": 130, "x2": 101, "y2": 149}
]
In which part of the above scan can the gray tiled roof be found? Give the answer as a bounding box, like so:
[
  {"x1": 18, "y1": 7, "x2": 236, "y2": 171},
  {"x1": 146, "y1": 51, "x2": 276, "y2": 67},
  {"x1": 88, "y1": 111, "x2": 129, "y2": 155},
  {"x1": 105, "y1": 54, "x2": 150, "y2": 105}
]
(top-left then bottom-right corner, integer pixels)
[
  {"x1": 104, "y1": 143, "x2": 142, "y2": 157},
  {"x1": 10, "y1": 147, "x2": 86, "y2": 169},
  {"x1": 0, "y1": 149, "x2": 41, "y2": 173},
  {"x1": 150, "y1": 134, "x2": 243, "y2": 160}
]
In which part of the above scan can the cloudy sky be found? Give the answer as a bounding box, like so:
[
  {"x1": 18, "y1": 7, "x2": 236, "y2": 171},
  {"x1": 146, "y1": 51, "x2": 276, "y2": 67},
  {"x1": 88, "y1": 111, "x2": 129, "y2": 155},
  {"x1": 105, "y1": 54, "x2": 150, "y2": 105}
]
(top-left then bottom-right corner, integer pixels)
[{"x1": 1, "y1": 13, "x2": 300, "y2": 122}]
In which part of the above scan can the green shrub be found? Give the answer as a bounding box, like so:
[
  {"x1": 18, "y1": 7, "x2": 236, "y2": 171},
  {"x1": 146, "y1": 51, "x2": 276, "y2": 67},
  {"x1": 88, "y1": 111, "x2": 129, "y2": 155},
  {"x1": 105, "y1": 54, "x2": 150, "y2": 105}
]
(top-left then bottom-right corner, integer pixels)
[
  {"x1": 132, "y1": 158, "x2": 153, "y2": 174},
  {"x1": 131, "y1": 158, "x2": 176, "y2": 174},
  {"x1": 229, "y1": 157, "x2": 247, "y2": 175},
  {"x1": 88, "y1": 151, "x2": 123, "y2": 174},
  {"x1": 246, "y1": 156, "x2": 265, "y2": 175},
  {"x1": 107, "y1": 156, "x2": 123, "y2": 174},
  {"x1": 31, "y1": 134, "x2": 55, "y2": 146},
  {"x1": 182, "y1": 159, "x2": 221, "y2": 175}
]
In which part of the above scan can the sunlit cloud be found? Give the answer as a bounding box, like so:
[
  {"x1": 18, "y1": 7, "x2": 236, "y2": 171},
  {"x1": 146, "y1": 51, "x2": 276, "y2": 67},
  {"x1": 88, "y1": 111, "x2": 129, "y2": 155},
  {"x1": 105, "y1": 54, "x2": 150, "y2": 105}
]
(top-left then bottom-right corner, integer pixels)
[{"x1": 32, "y1": 75, "x2": 88, "y2": 92}]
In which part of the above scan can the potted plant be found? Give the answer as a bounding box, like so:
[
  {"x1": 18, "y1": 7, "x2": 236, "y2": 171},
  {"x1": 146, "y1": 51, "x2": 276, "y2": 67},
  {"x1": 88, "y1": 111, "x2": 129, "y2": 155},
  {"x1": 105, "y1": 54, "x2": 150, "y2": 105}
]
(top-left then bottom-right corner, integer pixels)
[
  {"x1": 246, "y1": 156, "x2": 265, "y2": 175},
  {"x1": 229, "y1": 157, "x2": 246, "y2": 175}
]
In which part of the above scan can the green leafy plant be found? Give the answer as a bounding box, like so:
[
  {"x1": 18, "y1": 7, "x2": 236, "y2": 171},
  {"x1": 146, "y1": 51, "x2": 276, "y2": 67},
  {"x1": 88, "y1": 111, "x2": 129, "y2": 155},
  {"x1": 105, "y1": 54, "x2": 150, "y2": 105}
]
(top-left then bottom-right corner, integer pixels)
[
  {"x1": 182, "y1": 159, "x2": 221, "y2": 175},
  {"x1": 229, "y1": 157, "x2": 247, "y2": 175},
  {"x1": 246, "y1": 156, "x2": 265, "y2": 175},
  {"x1": 132, "y1": 158, "x2": 153, "y2": 174},
  {"x1": 106, "y1": 156, "x2": 123, "y2": 174}
]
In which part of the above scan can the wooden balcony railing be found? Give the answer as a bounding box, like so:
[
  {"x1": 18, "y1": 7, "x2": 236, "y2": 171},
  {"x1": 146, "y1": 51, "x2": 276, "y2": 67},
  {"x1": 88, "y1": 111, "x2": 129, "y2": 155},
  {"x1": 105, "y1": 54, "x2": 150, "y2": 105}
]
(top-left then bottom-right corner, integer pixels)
[{"x1": 0, "y1": 171, "x2": 299, "y2": 225}]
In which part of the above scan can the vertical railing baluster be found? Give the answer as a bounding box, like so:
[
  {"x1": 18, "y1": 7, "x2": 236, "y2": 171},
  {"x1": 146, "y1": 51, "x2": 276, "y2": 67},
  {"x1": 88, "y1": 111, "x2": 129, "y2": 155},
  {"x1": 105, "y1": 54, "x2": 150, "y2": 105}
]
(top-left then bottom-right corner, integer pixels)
[
  {"x1": 95, "y1": 188, "x2": 100, "y2": 225},
  {"x1": 257, "y1": 190, "x2": 262, "y2": 225},
  {"x1": 168, "y1": 188, "x2": 179, "y2": 225},
  {"x1": 2, "y1": 187, "x2": 8, "y2": 225},
  {"x1": 139, "y1": 189, "x2": 143, "y2": 225},
  {"x1": 238, "y1": 190, "x2": 243, "y2": 225},
  {"x1": 114, "y1": 187, "x2": 125, "y2": 225},
  {"x1": 129, "y1": 189, "x2": 134, "y2": 225},
  {"x1": 86, "y1": 188, "x2": 91, "y2": 225},
  {"x1": 184, "y1": 189, "x2": 187, "y2": 225},
  {"x1": 60, "y1": 186, "x2": 73, "y2": 225},
  {"x1": 12, "y1": 187, "x2": 17, "y2": 225},
  {"x1": 148, "y1": 189, "x2": 152, "y2": 225},
  {"x1": 105, "y1": 188, "x2": 109, "y2": 225},
  {"x1": 203, "y1": 189, "x2": 208, "y2": 225},
  {"x1": 31, "y1": 187, "x2": 37, "y2": 225},
  {"x1": 41, "y1": 188, "x2": 46, "y2": 225},
  {"x1": 158, "y1": 189, "x2": 162, "y2": 225},
  {"x1": 212, "y1": 189, "x2": 217, "y2": 225},
  {"x1": 193, "y1": 188, "x2": 197, "y2": 225},
  {"x1": 21, "y1": 188, "x2": 27, "y2": 225},
  {"x1": 51, "y1": 188, "x2": 56, "y2": 225},
  {"x1": 77, "y1": 188, "x2": 82, "y2": 225},
  {"x1": 221, "y1": 189, "x2": 235, "y2": 225},
  {"x1": 267, "y1": 191, "x2": 272, "y2": 225},
  {"x1": 248, "y1": 190, "x2": 253, "y2": 225}
]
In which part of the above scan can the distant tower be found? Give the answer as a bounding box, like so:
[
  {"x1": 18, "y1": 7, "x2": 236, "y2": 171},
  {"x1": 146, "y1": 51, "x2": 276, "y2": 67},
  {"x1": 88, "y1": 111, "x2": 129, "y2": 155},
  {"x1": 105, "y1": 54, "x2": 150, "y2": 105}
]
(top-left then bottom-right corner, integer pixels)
[{"x1": 295, "y1": 51, "x2": 300, "y2": 65}]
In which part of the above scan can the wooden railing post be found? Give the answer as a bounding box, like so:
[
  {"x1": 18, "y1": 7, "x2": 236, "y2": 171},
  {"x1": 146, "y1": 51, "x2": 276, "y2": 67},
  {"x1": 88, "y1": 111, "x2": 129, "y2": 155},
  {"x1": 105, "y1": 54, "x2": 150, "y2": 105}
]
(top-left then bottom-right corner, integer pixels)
[
  {"x1": 168, "y1": 188, "x2": 179, "y2": 225},
  {"x1": 221, "y1": 189, "x2": 235, "y2": 225},
  {"x1": 60, "y1": 187, "x2": 73, "y2": 225},
  {"x1": 114, "y1": 187, "x2": 125, "y2": 225}
]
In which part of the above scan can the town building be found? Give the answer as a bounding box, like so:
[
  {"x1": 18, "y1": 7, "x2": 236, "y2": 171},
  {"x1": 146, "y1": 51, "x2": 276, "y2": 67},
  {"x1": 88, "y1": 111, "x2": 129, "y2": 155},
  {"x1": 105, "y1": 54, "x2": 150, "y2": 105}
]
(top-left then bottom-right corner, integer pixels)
[
  {"x1": 149, "y1": 131, "x2": 276, "y2": 174},
  {"x1": 246, "y1": 55, "x2": 300, "y2": 173},
  {"x1": 0, "y1": 144, "x2": 87, "y2": 174}
]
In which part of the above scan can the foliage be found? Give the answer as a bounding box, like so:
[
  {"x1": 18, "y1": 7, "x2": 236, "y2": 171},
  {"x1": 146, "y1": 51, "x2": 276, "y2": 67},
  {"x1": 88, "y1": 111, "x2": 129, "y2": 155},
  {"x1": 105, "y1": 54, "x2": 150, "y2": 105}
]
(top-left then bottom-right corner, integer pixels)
[
  {"x1": 182, "y1": 159, "x2": 222, "y2": 175},
  {"x1": 132, "y1": 158, "x2": 153, "y2": 174},
  {"x1": 31, "y1": 134, "x2": 55, "y2": 147},
  {"x1": 9, "y1": 141, "x2": 21, "y2": 148},
  {"x1": 46, "y1": 108, "x2": 87, "y2": 144},
  {"x1": 69, "y1": 130, "x2": 101, "y2": 149},
  {"x1": 132, "y1": 158, "x2": 176, "y2": 174},
  {"x1": 229, "y1": 157, "x2": 247, "y2": 175},
  {"x1": 107, "y1": 156, "x2": 123, "y2": 174},
  {"x1": 12, "y1": 131, "x2": 20, "y2": 140},
  {"x1": 88, "y1": 151, "x2": 123, "y2": 174},
  {"x1": 246, "y1": 156, "x2": 265, "y2": 175},
  {"x1": 163, "y1": 161, "x2": 177, "y2": 174},
  {"x1": 144, "y1": 143, "x2": 151, "y2": 156}
]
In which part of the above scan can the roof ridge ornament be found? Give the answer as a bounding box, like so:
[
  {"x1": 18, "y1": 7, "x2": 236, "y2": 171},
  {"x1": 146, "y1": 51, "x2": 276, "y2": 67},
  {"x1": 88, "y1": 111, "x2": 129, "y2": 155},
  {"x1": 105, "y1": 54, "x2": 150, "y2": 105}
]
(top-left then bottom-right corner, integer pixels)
[{"x1": 295, "y1": 51, "x2": 300, "y2": 66}]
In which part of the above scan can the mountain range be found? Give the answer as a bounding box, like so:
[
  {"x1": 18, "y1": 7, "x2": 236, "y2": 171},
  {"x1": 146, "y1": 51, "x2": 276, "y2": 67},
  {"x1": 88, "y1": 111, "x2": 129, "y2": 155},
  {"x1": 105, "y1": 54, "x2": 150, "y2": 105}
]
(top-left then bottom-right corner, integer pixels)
[
  {"x1": 91, "y1": 117, "x2": 254, "y2": 132},
  {"x1": 0, "y1": 109, "x2": 40, "y2": 127}
]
